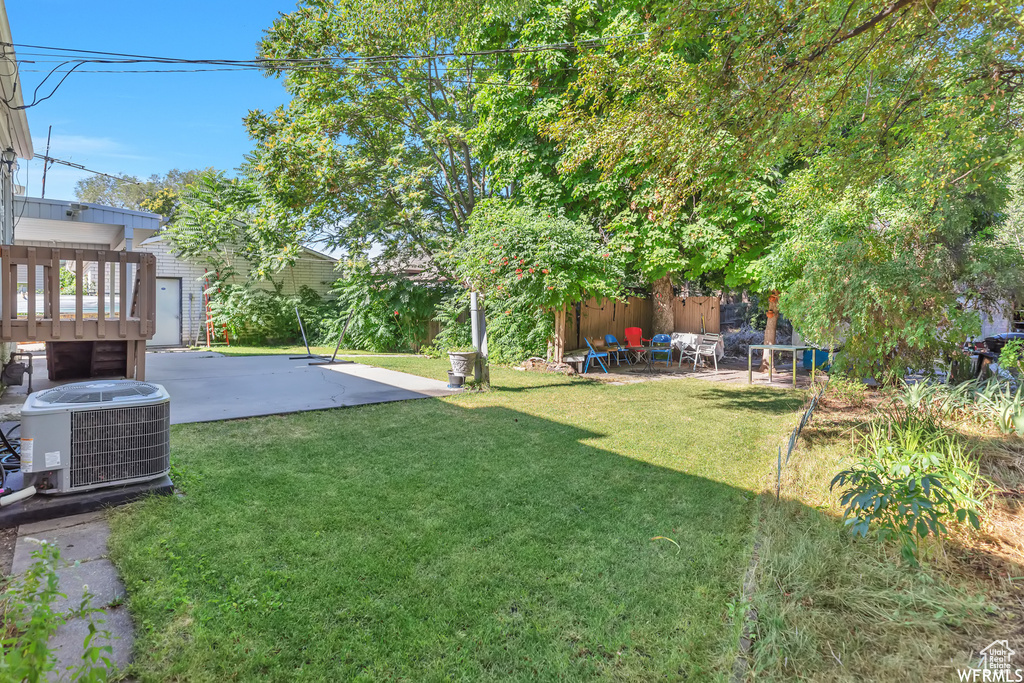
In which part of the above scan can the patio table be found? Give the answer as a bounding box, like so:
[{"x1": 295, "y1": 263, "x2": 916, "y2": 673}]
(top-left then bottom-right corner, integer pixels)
[
  {"x1": 634, "y1": 346, "x2": 654, "y2": 373},
  {"x1": 672, "y1": 332, "x2": 724, "y2": 367},
  {"x1": 747, "y1": 344, "x2": 816, "y2": 388}
]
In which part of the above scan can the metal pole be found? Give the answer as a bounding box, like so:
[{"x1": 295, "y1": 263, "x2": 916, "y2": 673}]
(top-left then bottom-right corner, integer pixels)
[
  {"x1": 297, "y1": 306, "x2": 311, "y2": 355},
  {"x1": 479, "y1": 298, "x2": 489, "y2": 386},
  {"x1": 748, "y1": 347, "x2": 752, "y2": 384},
  {"x1": 470, "y1": 291, "x2": 482, "y2": 383},
  {"x1": 310, "y1": 306, "x2": 355, "y2": 365},
  {"x1": 793, "y1": 349, "x2": 797, "y2": 388},
  {"x1": 40, "y1": 126, "x2": 52, "y2": 200}
]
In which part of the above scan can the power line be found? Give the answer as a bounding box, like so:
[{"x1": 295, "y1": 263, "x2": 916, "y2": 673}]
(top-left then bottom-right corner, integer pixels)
[
  {"x1": 0, "y1": 32, "x2": 650, "y2": 108},
  {"x1": 33, "y1": 154, "x2": 141, "y2": 185},
  {"x1": 0, "y1": 31, "x2": 654, "y2": 68}
]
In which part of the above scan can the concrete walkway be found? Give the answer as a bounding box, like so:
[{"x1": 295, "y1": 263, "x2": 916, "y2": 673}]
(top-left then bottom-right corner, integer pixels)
[{"x1": 12, "y1": 512, "x2": 132, "y2": 679}]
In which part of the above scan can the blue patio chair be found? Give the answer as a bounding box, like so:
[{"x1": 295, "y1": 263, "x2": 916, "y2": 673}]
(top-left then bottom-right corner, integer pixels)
[
  {"x1": 650, "y1": 333, "x2": 673, "y2": 368},
  {"x1": 583, "y1": 337, "x2": 610, "y2": 374},
  {"x1": 603, "y1": 334, "x2": 632, "y2": 366}
]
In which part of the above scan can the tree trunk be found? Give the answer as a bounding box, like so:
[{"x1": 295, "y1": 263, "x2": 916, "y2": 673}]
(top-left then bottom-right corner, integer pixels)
[
  {"x1": 759, "y1": 290, "x2": 780, "y2": 372},
  {"x1": 552, "y1": 306, "x2": 566, "y2": 364},
  {"x1": 652, "y1": 274, "x2": 674, "y2": 335}
]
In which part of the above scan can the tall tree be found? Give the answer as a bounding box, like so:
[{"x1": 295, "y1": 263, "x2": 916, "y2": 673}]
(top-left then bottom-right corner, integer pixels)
[
  {"x1": 554, "y1": 0, "x2": 1023, "y2": 372},
  {"x1": 75, "y1": 168, "x2": 211, "y2": 221},
  {"x1": 167, "y1": 170, "x2": 310, "y2": 280},
  {"x1": 246, "y1": 0, "x2": 491, "y2": 270}
]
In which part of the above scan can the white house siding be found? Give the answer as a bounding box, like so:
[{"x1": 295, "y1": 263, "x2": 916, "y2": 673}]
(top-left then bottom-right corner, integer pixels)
[
  {"x1": 980, "y1": 307, "x2": 1014, "y2": 339},
  {"x1": 134, "y1": 236, "x2": 337, "y2": 345}
]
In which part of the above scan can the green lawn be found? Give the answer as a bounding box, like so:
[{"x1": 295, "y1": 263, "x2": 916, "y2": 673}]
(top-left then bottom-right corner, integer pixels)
[{"x1": 109, "y1": 359, "x2": 805, "y2": 681}]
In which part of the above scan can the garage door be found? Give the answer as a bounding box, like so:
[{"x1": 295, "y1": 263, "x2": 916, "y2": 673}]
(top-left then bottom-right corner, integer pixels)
[{"x1": 151, "y1": 277, "x2": 181, "y2": 346}]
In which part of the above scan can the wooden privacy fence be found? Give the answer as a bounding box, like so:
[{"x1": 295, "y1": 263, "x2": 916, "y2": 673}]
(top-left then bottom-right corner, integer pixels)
[
  {"x1": 565, "y1": 295, "x2": 720, "y2": 350},
  {"x1": 0, "y1": 245, "x2": 156, "y2": 344}
]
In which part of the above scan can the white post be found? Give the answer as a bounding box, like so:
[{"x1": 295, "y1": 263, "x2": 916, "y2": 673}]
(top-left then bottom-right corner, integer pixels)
[{"x1": 470, "y1": 291, "x2": 488, "y2": 385}]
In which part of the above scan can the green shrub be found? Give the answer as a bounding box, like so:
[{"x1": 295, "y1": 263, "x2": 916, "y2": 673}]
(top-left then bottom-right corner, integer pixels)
[
  {"x1": 431, "y1": 292, "x2": 472, "y2": 352},
  {"x1": 328, "y1": 267, "x2": 450, "y2": 353},
  {"x1": 830, "y1": 409, "x2": 988, "y2": 564},
  {"x1": 894, "y1": 378, "x2": 1024, "y2": 436},
  {"x1": 825, "y1": 375, "x2": 868, "y2": 405},
  {"x1": 998, "y1": 338, "x2": 1024, "y2": 376},
  {"x1": 430, "y1": 290, "x2": 552, "y2": 364},
  {"x1": 208, "y1": 283, "x2": 331, "y2": 345},
  {"x1": 59, "y1": 266, "x2": 76, "y2": 296}
]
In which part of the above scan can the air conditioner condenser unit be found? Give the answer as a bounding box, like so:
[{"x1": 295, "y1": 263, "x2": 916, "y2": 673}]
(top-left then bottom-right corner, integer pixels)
[{"x1": 20, "y1": 380, "x2": 171, "y2": 495}]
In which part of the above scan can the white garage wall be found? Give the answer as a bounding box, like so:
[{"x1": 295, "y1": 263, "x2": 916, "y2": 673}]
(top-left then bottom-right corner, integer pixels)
[{"x1": 135, "y1": 236, "x2": 338, "y2": 345}]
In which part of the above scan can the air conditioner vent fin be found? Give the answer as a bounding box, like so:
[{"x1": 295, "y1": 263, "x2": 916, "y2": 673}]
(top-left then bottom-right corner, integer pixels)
[
  {"x1": 70, "y1": 403, "x2": 170, "y2": 489},
  {"x1": 36, "y1": 381, "x2": 161, "y2": 405}
]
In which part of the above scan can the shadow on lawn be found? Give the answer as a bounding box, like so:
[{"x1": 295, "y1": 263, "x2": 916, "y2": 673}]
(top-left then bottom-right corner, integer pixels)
[
  {"x1": 687, "y1": 385, "x2": 806, "y2": 415},
  {"x1": 124, "y1": 398, "x2": 803, "y2": 680},
  {"x1": 489, "y1": 378, "x2": 594, "y2": 393}
]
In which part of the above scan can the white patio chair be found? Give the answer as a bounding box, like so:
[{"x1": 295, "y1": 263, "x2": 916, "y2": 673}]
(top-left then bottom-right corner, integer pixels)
[
  {"x1": 693, "y1": 333, "x2": 721, "y2": 372},
  {"x1": 673, "y1": 332, "x2": 699, "y2": 368}
]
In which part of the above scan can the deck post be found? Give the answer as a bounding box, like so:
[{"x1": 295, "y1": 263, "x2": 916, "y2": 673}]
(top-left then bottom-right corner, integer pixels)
[
  {"x1": 26, "y1": 247, "x2": 35, "y2": 340},
  {"x1": 134, "y1": 339, "x2": 146, "y2": 380},
  {"x1": 0, "y1": 245, "x2": 10, "y2": 341},
  {"x1": 108, "y1": 261, "x2": 116, "y2": 318}
]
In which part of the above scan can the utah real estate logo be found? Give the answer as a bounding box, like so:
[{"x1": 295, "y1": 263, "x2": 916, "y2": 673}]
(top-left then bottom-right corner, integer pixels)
[{"x1": 957, "y1": 640, "x2": 1022, "y2": 682}]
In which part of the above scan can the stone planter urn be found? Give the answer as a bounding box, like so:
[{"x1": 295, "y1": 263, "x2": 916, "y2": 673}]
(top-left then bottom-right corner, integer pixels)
[{"x1": 447, "y1": 350, "x2": 477, "y2": 377}]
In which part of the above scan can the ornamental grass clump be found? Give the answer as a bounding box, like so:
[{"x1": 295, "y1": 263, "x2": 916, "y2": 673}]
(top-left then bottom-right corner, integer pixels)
[{"x1": 894, "y1": 378, "x2": 1024, "y2": 437}]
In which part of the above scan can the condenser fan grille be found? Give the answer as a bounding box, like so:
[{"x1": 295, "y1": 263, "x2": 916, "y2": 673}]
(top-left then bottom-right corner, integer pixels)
[
  {"x1": 70, "y1": 403, "x2": 171, "y2": 489},
  {"x1": 37, "y1": 381, "x2": 162, "y2": 405}
]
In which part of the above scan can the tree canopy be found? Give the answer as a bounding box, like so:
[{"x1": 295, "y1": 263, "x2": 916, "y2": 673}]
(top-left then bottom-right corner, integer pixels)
[
  {"x1": 246, "y1": 0, "x2": 491, "y2": 268},
  {"x1": 208, "y1": 0, "x2": 1024, "y2": 371},
  {"x1": 75, "y1": 168, "x2": 212, "y2": 221}
]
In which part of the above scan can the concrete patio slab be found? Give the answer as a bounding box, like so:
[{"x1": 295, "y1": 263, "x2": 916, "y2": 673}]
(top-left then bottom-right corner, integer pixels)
[
  {"x1": 12, "y1": 515, "x2": 109, "y2": 575},
  {"x1": 1, "y1": 351, "x2": 458, "y2": 425},
  {"x1": 11, "y1": 512, "x2": 133, "y2": 679},
  {"x1": 580, "y1": 356, "x2": 820, "y2": 390}
]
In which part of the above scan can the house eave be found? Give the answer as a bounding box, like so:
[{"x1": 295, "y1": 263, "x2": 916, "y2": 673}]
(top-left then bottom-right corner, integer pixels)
[{"x1": 0, "y1": 0, "x2": 33, "y2": 160}]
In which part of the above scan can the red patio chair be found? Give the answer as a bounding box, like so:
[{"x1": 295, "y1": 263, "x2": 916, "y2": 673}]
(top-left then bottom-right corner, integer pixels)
[{"x1": 623, "y1": 327, "x2": 649, "y2": 363}]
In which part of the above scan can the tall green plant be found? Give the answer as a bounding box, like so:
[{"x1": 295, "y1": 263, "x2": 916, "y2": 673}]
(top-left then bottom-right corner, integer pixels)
[
  {"x1": 831, "y1": 410, "x2": 987, "y2": 565},
  {"x1": 998, "y1": 339, "x2": 1024, "y2": 377},
  {"x1": 329, "y1": 266, "x2": 450, "y2": 352},
  {"x1": 59, "y1": 267, "x2": 76, "y2": 296},
  {"x1": 208, "y1": 283, "x2": 330, "y2": 345},
  {"x1": 449, "y1": 200, "x2": 625, "y2": 363}
]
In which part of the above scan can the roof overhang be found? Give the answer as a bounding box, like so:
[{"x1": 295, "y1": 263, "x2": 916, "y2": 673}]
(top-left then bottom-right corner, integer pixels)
[
  {"x1": 13, "y1": 197, "x2": 162, "y2": 249},
  {"x1": 0, "y1": 0, "x2": 33, "y2": 160}
]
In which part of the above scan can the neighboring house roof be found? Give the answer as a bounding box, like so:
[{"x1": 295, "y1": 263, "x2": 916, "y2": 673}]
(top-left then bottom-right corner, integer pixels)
[
  {"x1": 139, "y1": 233, "x2": 338, "y2": 264},
  {"x1": 0, "y1": 0, "x2": 33, "y2": 160},
  {"x1": 15, "y1": 197, "x2": 162, "y2": 230},
  {"x1": 373, "y1": 253, "x2": 445, "y2": 282},
  {"x1": 297, "y1": 245, "x2": 337, "y2": 261}
]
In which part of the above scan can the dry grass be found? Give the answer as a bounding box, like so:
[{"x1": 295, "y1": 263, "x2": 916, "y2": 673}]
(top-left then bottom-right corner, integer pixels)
[{"x1": 747, "y1": 383, "x2": 1024, "y2": 682}]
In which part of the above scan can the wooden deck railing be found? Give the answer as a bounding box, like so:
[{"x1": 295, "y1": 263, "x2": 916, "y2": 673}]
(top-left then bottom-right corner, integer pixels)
[{"x1": 0, "y1": 245, "x2": 156, "y2": 343}]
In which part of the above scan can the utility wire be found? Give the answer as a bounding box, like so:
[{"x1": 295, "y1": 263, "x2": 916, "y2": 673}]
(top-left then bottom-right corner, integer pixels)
[
  {"x1": 0, "y1": 32, "x2": 650, "y2": 108},
  {"x1": 0, "y1": 31, "x2": 654, "y2": 67},
  {"x1": 33, "y1": 154, "x2": 141, "y2": 185}
]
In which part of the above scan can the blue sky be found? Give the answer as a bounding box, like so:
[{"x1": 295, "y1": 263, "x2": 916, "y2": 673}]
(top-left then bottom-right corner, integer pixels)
[{"x1": 8, "y1": 0, "x2": 299, "y2": 201}]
